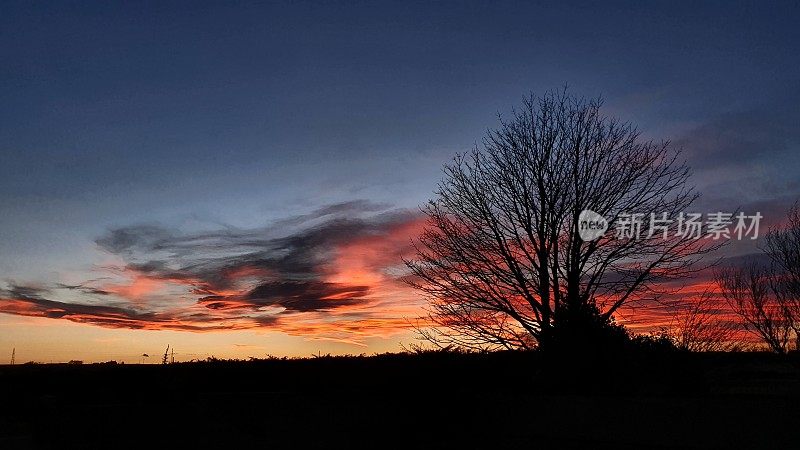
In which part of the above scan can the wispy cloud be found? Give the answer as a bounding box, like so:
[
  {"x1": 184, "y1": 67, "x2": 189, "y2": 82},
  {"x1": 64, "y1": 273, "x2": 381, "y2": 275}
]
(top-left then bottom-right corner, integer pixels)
[
  {"x1": 0, "y1": 282, "x2": 269, "y2": 331},
  {"x1": 0, "y1": 201, "x2": 426, "y2": 343}
]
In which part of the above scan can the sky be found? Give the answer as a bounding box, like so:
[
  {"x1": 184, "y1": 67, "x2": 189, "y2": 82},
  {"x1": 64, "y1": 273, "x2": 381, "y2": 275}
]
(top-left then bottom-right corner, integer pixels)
[{"x1": 2, "y1": 1, "x2": 799, "y2": 362}]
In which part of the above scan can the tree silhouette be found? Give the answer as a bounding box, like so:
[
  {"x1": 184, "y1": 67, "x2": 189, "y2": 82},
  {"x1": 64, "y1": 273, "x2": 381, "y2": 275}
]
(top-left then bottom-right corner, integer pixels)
[
  {"x1": 765, "y1": 202, "x2": 800, "y2": 350},
  {"x1": 715, "y1": 263, "x2": 791, "y2": 354},
  {"x1": 715, "y1": 202, "x2": 800, "y2": 353},
  {"x1": 405, "y1": 90, "x2": 718, "y2": 351},
  {"x1": 669, "y1": 291, "x2": 738, "y2": 352}
]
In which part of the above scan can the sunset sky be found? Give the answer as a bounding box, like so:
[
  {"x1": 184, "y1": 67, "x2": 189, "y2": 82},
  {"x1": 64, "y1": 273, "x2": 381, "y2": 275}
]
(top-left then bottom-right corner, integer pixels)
[{"x1": 2, "y1": 1, "x2": 800, "y2": 363}]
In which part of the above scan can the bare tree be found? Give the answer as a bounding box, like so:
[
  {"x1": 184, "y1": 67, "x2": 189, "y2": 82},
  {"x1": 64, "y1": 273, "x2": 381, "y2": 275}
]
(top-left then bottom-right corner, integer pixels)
[
  {"x1": 669, "y1": 291, "x2": 738, "y2": 352},
  {"x1": 765, "y1": 202, "x2": 800, "y2": 350},
  {"x1": 405, "y1": 90, "x2": 717, "y2": 351},
  {"x1": 715, "y1": 264, "x2": 791, "y2": 354}
]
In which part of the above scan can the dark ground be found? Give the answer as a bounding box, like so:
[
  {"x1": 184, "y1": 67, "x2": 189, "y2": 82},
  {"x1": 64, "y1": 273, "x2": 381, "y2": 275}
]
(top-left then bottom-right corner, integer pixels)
[{"x1": 1, "y1": 351, "x2": 799, "y2": 449}]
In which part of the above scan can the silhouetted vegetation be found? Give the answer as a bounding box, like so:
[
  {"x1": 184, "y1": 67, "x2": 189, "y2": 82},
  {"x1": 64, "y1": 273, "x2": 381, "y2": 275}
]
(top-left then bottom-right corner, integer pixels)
[
  {"x1": 2, "y1": 351, "x2": 799, "y2": 449},
  {"x1": 714, "y1": 203, "x2": 800, "y2": 353},
  {"x1": 406, "y1": 90, "x2": 719, "y2": 353},
  {"x1": 668, "y1": 291, "x2": 739, "y2": 352},
  {"x1": 716, "y1": 263, "x2": 792, "y2": 353}
]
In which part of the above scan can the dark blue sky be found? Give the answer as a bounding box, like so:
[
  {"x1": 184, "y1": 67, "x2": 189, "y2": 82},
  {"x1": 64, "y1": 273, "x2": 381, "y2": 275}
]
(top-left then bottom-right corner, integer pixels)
[{"x1": 1, "y1": 1, "x2": 800, "y2": 357}]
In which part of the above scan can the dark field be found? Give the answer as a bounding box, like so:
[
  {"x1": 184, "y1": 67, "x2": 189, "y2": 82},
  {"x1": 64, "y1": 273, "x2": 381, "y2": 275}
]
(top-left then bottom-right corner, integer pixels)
[{"x1": 2, "y1": 352, "x2": 799, "y2": 449}]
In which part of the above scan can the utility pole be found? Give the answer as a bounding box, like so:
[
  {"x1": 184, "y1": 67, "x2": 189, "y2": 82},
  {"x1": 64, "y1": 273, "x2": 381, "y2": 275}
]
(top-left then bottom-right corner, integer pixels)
[{"x1": 10, "y1": 348, "x2": 15, "y2": 365}]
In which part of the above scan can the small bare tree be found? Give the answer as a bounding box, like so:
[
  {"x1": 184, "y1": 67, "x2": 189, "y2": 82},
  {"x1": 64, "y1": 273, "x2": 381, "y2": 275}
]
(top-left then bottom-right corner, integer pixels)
[
  {"x1": 715, "y1": 264, "x2": 791, "y2": 354},
  {"x1": 406, "y1": 90, "x2": 718, "y2": 351},
  {"x1": 765, "y1": 202, "x2": 800, "y2": 350},
  {"x1": 669, "y1": 291, "x2": 738, "y2": 352}
]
